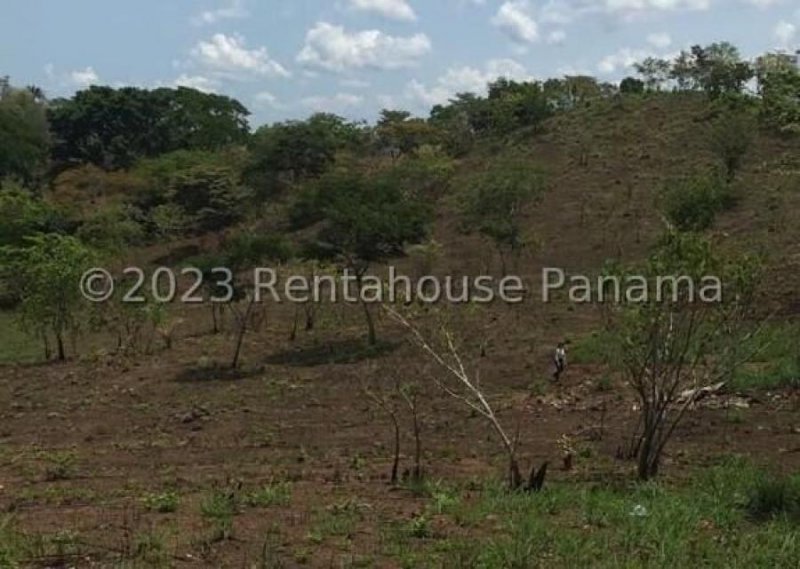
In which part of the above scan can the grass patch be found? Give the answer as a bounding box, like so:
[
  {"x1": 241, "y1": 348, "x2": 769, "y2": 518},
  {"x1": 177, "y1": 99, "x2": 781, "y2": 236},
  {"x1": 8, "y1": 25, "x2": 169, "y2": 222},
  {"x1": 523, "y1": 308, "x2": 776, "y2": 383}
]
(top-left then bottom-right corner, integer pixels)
[
  {"x1": 0, "y1": 310, "x2": 41, "y2": 364},
  {"x1": 380, "y1": 457, "x2": 800, "y2": 568},
  {"x1": 245, "y1": 481, "x2": 292, "y2": 508},
  {"x1": 570, "y1": 330, "x2": 611, "y2": 365},
  {"x1": 142, "y1": 491, "x2": 180, "y2": 513}
]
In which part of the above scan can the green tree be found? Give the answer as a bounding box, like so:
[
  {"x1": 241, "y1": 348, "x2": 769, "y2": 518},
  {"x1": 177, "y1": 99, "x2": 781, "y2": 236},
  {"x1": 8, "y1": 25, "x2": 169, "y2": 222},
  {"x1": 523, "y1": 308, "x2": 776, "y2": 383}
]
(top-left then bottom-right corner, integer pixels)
[
  {"x1": 669, "y1": 43, "x2": 753, "y2": 98},
  {"x1": 48, "y1": 86, "x2": 250, "y2": 169},
  {"x1": 0, "y1": 182, "x2": 63, "y2": 248},
  {"x1": 758, "y1": 64, "x2": 800, "y2": 134},
  {"x1": 602, "y1": 232, "x2": 761, "y2": 480},
  {"x1": 710, "y1": 111, "x2": 756, "y2": 182},
  {"x1": 76, "y1": 204, "x2": 145, "y2": 252},
  {"x1": 246, "y1": 113, "x2": 365, "y2": 198},
  {"x1": 461, "y1": 154, "x2": 545, "y2": 274},
  {"x1": 1, "y1": 234, "x2": 98, "y2": 360},
  {"x1": 168, "y1": 165, "x2": 250, "y2": 233},
  {"x1": 0, "y1": 79, "x2": 50, "y2": 185},
  {"x1": 635, "y1": 57, "x2": 671, "y2": 91},
  {"x1": 376, "y1": 109, "x2": 439, "y2": 157},
  {"x1": 219, "y1": 231, "x2": 294, "y2": 369},
  {"x1": 620, "y1": 77, "x2": 645, "y2": 95},
  {"x1": 308, "y1": 167, "x2": 433, "y2": 345}
]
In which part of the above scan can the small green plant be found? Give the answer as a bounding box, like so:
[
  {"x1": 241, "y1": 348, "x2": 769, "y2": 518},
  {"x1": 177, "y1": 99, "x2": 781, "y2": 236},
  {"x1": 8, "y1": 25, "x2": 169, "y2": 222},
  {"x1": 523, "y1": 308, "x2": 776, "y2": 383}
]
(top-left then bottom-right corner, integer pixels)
[
  {"x1": 142, "y1": 491, "x2": 179, "y2": 513},
  {"x1": 201, "y1": 487, "x2": 239, "y2": 541},
  {"x1": 595, "y1": 375, "x2": 613, "y2": 392},
  {"x1": 133, "y1": 528, "x2": 169, "y2": 566},
  {"x1": 245, "y1": 482, "x2": 292, "y2": 508},
  {"x1": 430, "y1": 486, "x2": 460, "y2": 515},
  {"x1": 406, "y1": 514, "x2": 432, "y2": 539},
  {"x1": 41, "y1": 451, "x2": 78, "y2": 481},
  {"x1": 746, "y1": 475, "x2": 800, "y2": 522}
]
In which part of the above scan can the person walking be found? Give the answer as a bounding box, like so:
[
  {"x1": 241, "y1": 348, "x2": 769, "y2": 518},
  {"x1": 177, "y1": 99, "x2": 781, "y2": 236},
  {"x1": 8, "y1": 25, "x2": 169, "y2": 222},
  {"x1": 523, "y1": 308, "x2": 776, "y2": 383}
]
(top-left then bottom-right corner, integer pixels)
[{"x1": 553, "y1": 342, "x2": 567, "y2": 382}]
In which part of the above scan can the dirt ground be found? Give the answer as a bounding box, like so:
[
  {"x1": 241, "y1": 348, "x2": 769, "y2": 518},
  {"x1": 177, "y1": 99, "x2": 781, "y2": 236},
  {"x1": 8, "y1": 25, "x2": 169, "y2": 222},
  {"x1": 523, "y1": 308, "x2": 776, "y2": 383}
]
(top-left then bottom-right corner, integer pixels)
[{"x1": 1, "y1": 298, "x2": 798, "y2": 567}]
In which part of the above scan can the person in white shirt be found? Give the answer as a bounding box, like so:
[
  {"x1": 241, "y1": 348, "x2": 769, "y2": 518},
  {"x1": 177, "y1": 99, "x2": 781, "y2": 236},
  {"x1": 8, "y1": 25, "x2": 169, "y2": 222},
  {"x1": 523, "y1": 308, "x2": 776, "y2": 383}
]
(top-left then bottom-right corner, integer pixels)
[{"x1": 553, "y1": 342, "x2": 567, "y2": 381}]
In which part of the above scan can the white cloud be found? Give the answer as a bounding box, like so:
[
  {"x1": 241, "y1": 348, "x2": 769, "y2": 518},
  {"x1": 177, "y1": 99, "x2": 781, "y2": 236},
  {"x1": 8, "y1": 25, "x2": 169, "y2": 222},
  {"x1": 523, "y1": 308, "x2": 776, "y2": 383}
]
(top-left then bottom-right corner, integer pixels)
[
  {"x1": 604, "y1": 0, "x2": 711, "y2": 13},
  {"x1": 348, "y1": 0, "x2": 417, "y2": 21},
  {"x1": 253, "y1": 91, "x2": 287, "y2": 110},
  {"x1": 492, "y1": 1, "x2": 539, "y2": 44},
  {"x1": 547, "y1": 30, "x2": 567, "y2": 44},
  {"x1": 647, "y1": 32, "x2": 672, "y2": 49},
  {"x1": 172, "y1": 74, "x2": 220, "y2": 93},
  {"x1": 301, "y1": 92, "x2": 365, "y2": 111},
  {"x1": 69, "y1": 67, "x2": 100, "y2": 88},
  {"x1": 597, "y1": 47, "x2": 651, "y2": 74},
  {"x1": 541, "y1": 0, "x2": 710, "y2": 25},
  {"x1": 774, "y1": 20, "x2": 797, "y2": 47},
  {"x1": 193, "y1": 0, "x2": 248, "y2": 25},
  {"x1": 297, "y1": 22, "x2": 431, "y2": 72},
  {"x1": 743, "y1": 0, "x2": 782, "y2": 8},
  {"x1": 191, "y1": 33, "x2": 290, "y2": 78},
  {"x1": 406, "y1": 58, "x2": 533, "y2": 107},
  {"x1": 340, "y1": 78, "x2": 372, "y2": 89}
]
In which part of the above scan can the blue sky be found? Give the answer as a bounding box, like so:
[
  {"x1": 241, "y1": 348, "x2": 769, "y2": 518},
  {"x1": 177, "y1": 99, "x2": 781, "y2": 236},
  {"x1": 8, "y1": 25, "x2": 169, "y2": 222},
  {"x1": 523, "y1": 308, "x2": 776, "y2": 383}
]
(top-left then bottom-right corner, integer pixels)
[{"x1": 1, "y1": 0, "x2": 798, "y2": 126}]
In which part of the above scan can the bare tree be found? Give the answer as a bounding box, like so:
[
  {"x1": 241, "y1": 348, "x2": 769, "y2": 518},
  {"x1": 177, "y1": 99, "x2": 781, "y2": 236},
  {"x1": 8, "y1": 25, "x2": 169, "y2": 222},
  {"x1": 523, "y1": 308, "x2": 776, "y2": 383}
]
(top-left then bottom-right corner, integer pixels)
[
  {"x1": 384, "y1": 306, "x2": 544, "y2": 491},
  {"x1": 362, "y1": 372, "x2": 403, "y2": 485}
]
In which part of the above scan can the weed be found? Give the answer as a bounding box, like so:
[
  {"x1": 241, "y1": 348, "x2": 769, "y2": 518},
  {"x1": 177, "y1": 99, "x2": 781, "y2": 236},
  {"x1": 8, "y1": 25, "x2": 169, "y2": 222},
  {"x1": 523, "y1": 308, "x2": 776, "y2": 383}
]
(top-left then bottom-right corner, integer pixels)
[
  {"x1": 142, "y1": 491, "x2": 179, "y2": 513},
  {"x1": 40, "y1": 450, "x2": 78, "y2": 481},
  {"x1": 245, "y1": 482, "x2": 292, "y2": 508}
]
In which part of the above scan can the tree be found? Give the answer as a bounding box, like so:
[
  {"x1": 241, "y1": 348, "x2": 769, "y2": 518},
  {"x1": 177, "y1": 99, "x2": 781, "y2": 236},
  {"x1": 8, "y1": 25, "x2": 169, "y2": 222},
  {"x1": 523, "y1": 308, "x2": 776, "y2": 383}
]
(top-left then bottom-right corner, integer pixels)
[
  {"x1": 1, "y1": 234, "x2": 98, "y2": 360},
  {"x1": 246, "y1": 113, "x2": 365, "y2": 198},
  {"x1": 307, "y1": 167, "x2": 433, "y2": 345},
  {"x1": 169, "y1": 165, "x2": 250, "y2": 233},
  {"x1": 710, "y1": 111, "x2": 756, "y2": 182},
  {"x1": 634, "y1": 58, "x2": 671, "y2": 91},
  {"x1": 0, "y1": 80, "x2": 50, "y2": 185},
  {"x1": 220, "y1": 231, "x2": 294, "y2": 369},
  {"x1": 460, "y1": 154, "x2": 545, "y2": 275},
  {"x1": 363, "y1": 368, "x2": 426, "y2": 485},
  {"x1": 757, "y1": 63, "x2": 800, "y2": 134},
  {"x1": 660, "y1": 174, "x2": 736, "y2": 232},
  {"x1": 486, "y1": 78, "x2": 551, "y2": 133},
  {"x1": 76, "y1": 204, "x2": 145, "y2": 251},
  {"x1": 48, "y1": 86, "x2": 250, "y2": 169},
  {"x1": 375, "y1": 109, "x2": 439, "y2": 157},
  {"x1": 620, "y1": 77, "x2": 645, "y2": 95},
  {"x1": 385, "y1": 305, "x2": 546, "y2": 491},
  {"x1": 668, "y1": 43, "x2": 753, "y2": 98},
  {"x1": 602, "y1": 232, "x2": 761, "y2": 480},
  {"x1": 0, "y1": 182, "x2": 63, "y2": 248}
]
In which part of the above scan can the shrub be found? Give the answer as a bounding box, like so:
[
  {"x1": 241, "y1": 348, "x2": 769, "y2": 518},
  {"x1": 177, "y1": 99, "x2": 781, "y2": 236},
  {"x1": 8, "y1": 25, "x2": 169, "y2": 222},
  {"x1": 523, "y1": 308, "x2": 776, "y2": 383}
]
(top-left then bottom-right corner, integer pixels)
[
  {"x1": 142, "y1": 491, "x2": 180, "y2": 513},
  {"x1": 710, "y1": 111, "x2": 756, "y2": 182},
  {"x1": 746, "y1": 475, "x2": 800, "y2": 522},
  {"x1": 660, "y1": 174, "x2": 736, "y2": 231}
]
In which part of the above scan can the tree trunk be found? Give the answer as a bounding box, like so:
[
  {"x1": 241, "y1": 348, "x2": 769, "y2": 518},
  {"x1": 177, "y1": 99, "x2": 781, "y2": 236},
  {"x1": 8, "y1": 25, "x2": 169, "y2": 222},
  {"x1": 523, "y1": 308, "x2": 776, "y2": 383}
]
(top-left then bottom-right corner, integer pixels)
[
  {"x1": 55, "y1": 331, "x2": 65, "y2": 361},
  {"x1": 211, "y1": 305, "x2": 219, "y2": 334},
  {"x1": 390, "y1": 415, "x2": 400, "y2": 485},
  {"x1": 231, "y1": 298, "x2": 255, "y2": 370},
  {"x1": 508, "y1": 455, "x2": 522, "y2": 490},
  {"x1": 357, "y1": 275, "x2": 377, "y2": 346},
  {"x1": 289, "y1": 306, "x2": 299, "y2": 342},
  {"x1": 412, "y1": 410, "x2": 422, "y2": 481}
]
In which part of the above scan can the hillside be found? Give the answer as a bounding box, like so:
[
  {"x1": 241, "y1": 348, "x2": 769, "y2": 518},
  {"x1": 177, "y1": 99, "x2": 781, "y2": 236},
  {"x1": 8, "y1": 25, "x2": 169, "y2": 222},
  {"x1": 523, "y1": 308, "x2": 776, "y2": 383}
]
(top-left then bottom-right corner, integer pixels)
[{"x1": 1, "y1": 88, "x2": 800, "y2": 567}]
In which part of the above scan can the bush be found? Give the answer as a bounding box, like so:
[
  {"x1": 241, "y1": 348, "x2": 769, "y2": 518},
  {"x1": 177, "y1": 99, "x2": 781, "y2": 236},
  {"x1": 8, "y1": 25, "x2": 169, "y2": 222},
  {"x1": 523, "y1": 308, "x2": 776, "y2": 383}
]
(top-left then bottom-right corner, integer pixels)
[
  {"x1": 76, "y1": 204, "x2": 145, "y2": 251},
  {"x1": 746, "y1": 474, "x2": 800, "y2": 522},
  {"x1": 710, "y1": 111, "x2": 756, "y2": 182},
  {"x1": 660, "y1": 174, "x2": 736, "y2": 231}
]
